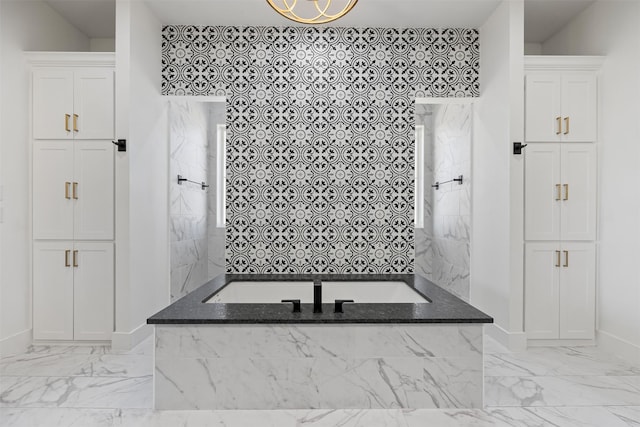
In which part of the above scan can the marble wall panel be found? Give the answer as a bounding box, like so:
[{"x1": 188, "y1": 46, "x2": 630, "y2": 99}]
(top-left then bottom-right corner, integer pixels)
[
  {"x1": 169, "y1": 101, "x2": 210, "y2": 301},
  {"x1": 430, "y1": 104, "x2": 472, "y2": 301}
]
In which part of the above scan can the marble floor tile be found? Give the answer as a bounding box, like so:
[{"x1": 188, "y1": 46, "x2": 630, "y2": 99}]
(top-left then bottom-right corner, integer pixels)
[
  {"x1": 485, "y1": 375, "x2": 640, "y2": 407},
  {"x1": 0, "y1": 376, "x2": 152, "y2": 409},
  {"x1": 0, "y1": 408, "x2": 126, "y2": 427},
  {"x1": 1, "y1": 354, "x2": 151, "y2": 378},
  {"x1": 293, "y1": 409, "x2": 408, "y2": 427},
  {"x1": 525, "y1": 406, "x2": 639, "y2": 427},
  {"x1": 485, "y1": 347, "x2": 640, "y2": 377},
  {"x1": 403, "y1": 408, "x2": 546, "y2": 427},
  {"x1": 607, "y1": 406, "x2": 640, "y2": 425}
]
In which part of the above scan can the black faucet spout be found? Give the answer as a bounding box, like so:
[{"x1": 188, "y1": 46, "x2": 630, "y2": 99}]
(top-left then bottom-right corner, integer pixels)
[{"x1": 313, "y1": 279, "x2": 322, "y2": 313}]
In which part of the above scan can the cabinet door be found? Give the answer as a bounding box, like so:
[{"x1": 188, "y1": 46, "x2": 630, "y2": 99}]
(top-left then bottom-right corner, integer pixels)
[
  {"x1": 33, "y1": 141, "x2": 74, "y2": 239},
  {"x1": 560, "y1": 144, "x2": 596, "y2": 241},
  {"x1": 559, "y1": 242, "x2": 595, "y2": 339},
  {"x1": 525, "y1": 144, "x2": 561, "y2": 240},
  {"x1": 73, "y1": 141, "x2": 114, "y2": 240},
  {"x1": 33, "y1": 69, "x2": 74, "y2": 140},
  {"x1": 73, "y1": 242, "x2": 114, "y2": 340},
  {"x1": 525, "y1": 73, "x2": 562, "y2": 142},
  {"x1": 525, "y1": 243, "x2": 560, "y2": 339},
  {"x1": 73, "y1": 69, "x2": 114, "y2": 139},
  {"x1": 33, "y1": 242, "x2": 74, "y2": 340},
  {"x1": 562, "y1": 73, "x2": 597, "y2": 142}
]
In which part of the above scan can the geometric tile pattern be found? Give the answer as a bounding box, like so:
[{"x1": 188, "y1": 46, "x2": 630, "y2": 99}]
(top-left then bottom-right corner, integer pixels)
[{"x1": 161, "y1": 26, "x2": 479, "y2": 273}]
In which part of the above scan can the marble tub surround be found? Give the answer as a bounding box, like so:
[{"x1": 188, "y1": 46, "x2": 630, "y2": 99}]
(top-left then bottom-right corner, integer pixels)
[
  {"x1": 149, "y1": 274, "x2": 491, "y2": 410},
  {"x1": 146, "y1": 274, "x2": 493, "y2": 324},
  {"x1": 154, "y1": 323, "x2": 484, "y2": 410}
]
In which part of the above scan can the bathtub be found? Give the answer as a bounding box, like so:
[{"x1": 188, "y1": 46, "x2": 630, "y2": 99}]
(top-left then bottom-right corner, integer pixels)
[
  {"x1": 205, "y1": 281, "x2": 430, "y2": 304},
  {"x1": 148, "y1": 274, "x2": 492, "y2": 411}
]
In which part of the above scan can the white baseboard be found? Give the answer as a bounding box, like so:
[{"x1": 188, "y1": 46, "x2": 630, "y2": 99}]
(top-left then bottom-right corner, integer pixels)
[
  {"x1": 597, "y1": 329, "x2": 640, "y2": 365},
  {"x1": 484, "y1": 323, "x2": 527, "y2": 352},
  {"x1": 111, "y1": 323, "x2": 153, "y2": 351},
  {"x1": 0, "y1": 328, "x2": 32, "y2": 357}
]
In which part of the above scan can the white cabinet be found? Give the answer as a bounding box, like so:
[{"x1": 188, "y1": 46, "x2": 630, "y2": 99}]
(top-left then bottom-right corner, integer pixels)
[
  {"x1": 525, "y1": 72, "x2": 596, "y2": 142},
  {"x1": 30, "y1": 53, "x2": 116, "y2": 343},
  {"x1": 33, "y1": 241, "x2": 114, "y2": 341},
  {"x1": 525, "y1": 143, "x2": 596, "y2": 241},
  {"x1": 33, "y1": 68, "x2": 114, "y2": 140},
  {"x1": 525, "y1": 242, "x2": 595, "y2": 340},
  {"x1": 33, "y1": 140, "x2": 114, "y2": 240}
]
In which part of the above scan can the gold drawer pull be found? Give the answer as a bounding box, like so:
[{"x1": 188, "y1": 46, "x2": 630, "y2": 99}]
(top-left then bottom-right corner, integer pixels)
[
  {"x1": 65, "y1": 250, "x2": 70, "y2": 267},
  {"x1": 556, "y1": 184, "x2": 561, "y2": 201},
  {"x1": 65, "y1": 182, "x2": 71, "y2": 199},
  {"x1": 556, "y1": 116, "x2": 562, "y2": 135},
  {"x1": 73, "y1": 114, "x2": 79, "y2": 132},
  {"x1": 73, "y1": 182, "x2": 78, "y2": 200},
  {"x1": 563, "y1": 184, "x2": 569, "y2": 201},
  {"x1": 564, "y1": 117, "x2": 570, "y2": 135},
  {"x1": 65, "y1": 114, "x2": 71, "y2": 132},
  {"x1": 73, "y1": 250, "x2": 78, "y2": 267},
  {"x1": 563, "y1": 250, "x2": 569, "y2": 267},
  {"x1": 555, "y1": 250, "x2": 561, "y2": 267}
]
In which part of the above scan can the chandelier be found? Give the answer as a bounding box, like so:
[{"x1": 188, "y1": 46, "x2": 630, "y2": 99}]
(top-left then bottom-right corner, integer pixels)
[{"x1": 266, "y1": 0, "x2": 358, "y2": 24}]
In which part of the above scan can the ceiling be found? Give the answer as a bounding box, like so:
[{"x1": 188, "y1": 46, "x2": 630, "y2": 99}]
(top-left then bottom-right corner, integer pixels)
[{"x1": 44, "y1": 0, "x2": 596, "y2": 44}]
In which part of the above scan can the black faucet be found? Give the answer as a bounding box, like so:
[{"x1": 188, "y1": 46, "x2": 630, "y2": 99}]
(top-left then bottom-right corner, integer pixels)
[{"x1": 313, "y1": 279, "x2": 322, "y2": 313}]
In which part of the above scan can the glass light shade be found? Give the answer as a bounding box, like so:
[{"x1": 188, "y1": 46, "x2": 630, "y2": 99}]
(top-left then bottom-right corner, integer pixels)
[{"x1": 266, "y1": 0, "x2": 358, "y2": 24}]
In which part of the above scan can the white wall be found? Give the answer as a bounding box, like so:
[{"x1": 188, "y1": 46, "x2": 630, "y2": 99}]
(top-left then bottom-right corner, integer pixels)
[
  {"x1": 113, "y1": 0, "x2": 169, "y2": 349},
  {"x1": 90, "y1": 38, "x2": 115, "y2": 52},
  {"x1": 0, "y1": 0, "x2": 89, "y2": 354},
  {"x1": 471, "y1": 0, "x2": 525, "y2": 349},
  {"x1": 543, "y1": 1, "x2": 640, "y2": 363}
]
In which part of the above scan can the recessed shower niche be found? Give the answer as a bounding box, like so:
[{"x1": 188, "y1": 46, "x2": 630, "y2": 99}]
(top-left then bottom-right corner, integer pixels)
[
  {"x1": 169, "y1": 100, "x2": 226, "y2": 302},
  {"x1": 414, "y1": 102, "x2": 472, "y2": 301}
]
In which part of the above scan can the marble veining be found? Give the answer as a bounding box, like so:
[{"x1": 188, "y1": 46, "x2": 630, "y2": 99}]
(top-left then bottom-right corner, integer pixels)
[
  {"x1": 1, "y1": 336, "x2": 640, "y2": 426},
  {"x1": 153, "y1": 324, "x2": 484, "y2": 410}
]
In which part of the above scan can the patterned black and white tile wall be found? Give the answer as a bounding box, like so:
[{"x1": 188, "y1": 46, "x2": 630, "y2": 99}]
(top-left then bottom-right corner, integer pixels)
[{"x1": 162, "y1": 26, "x2": 479, "y2": 274}]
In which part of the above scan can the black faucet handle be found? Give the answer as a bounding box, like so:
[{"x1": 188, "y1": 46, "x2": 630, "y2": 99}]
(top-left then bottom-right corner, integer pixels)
[
  {"x1": 334, "y1": 299, "x2": 354, "y2": 313},
  {"x1": 281, "y1": 299, "x2": 301, "y2": 313}
]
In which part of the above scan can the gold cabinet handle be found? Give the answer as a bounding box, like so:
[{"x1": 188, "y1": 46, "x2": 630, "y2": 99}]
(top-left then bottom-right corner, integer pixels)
[
  {"x1": 73, "y1": 182, "x2": 78, "y2": 200},
  {"x1": 65, "y1": 182, "x2": 71, "y2": 199},
  {"x1": 556, "y1": 184, "x2": 561, "y2": 201},
  {"x1": 564, "y1": 117, "x2": 570, "y2": 135},
  {"x1": 65, "y1": 250, "x2": 71, "y2": 267},
  {"x1": 563, "y1": 184, "x2": 569, "y2": 201},
  {"x1": 65, "y1": 114, "x2": 71, "y2": 132},
  {"x1": 563, "y1": 250, "x2": 569, "y2": 267},
  {"x1": 73, "y1": 114, "x2": 79, "y2": 132},
  {"x1": 555, "y1": 250, "x2": 561, "y2": 267},
  {"x1": 556, "y1": 117, "x2": 562, "y2": 135},
  {"x1": 73, "y1": 250, "x2": 78, "y2": 267}
]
